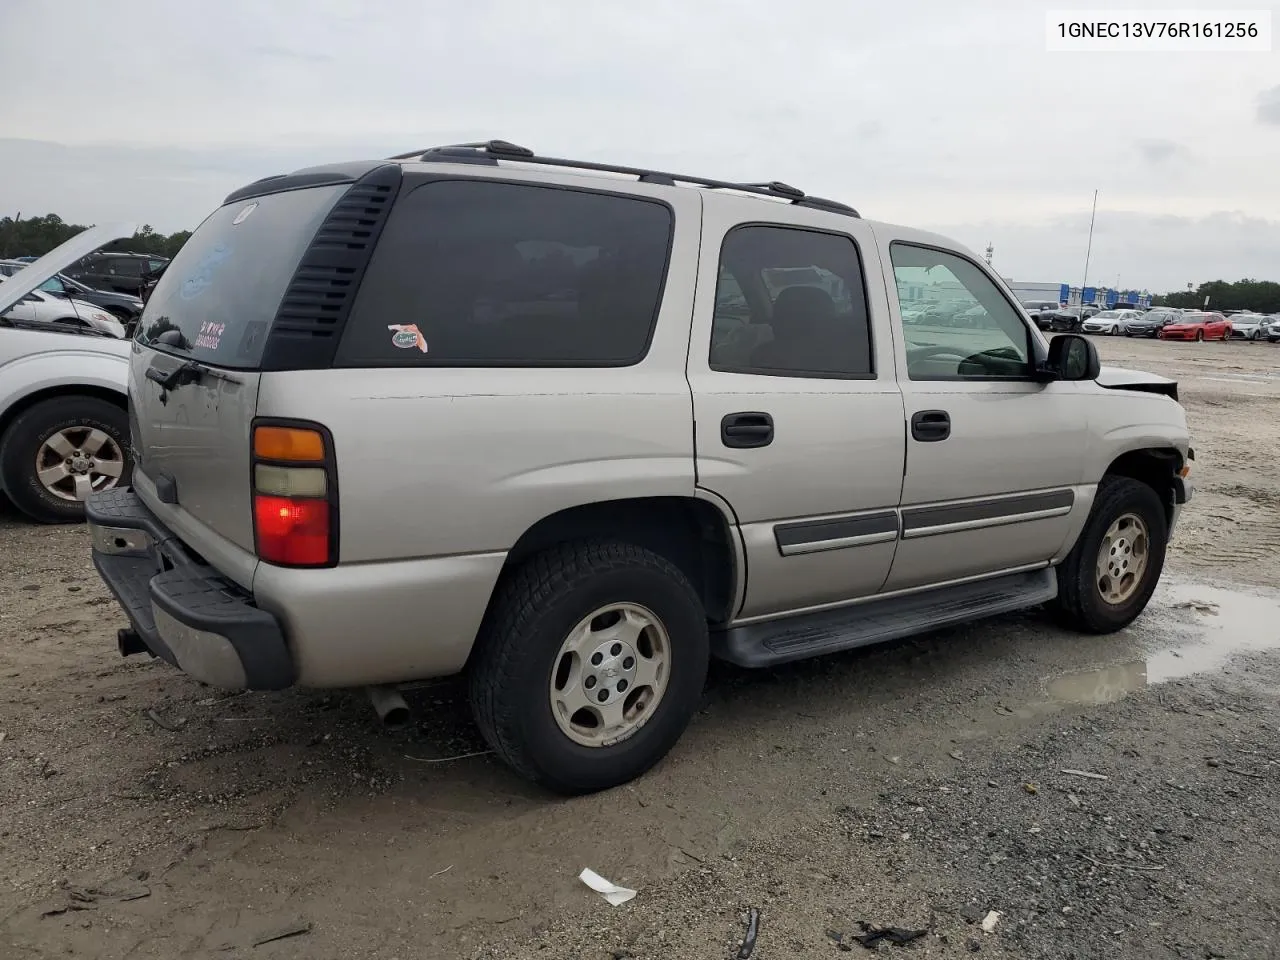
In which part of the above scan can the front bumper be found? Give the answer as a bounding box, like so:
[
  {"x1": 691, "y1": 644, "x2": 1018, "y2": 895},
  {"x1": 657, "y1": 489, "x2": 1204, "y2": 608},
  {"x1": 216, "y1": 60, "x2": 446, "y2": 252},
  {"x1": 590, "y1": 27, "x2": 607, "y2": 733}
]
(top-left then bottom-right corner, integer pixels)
[
  {"x1": 86, "y1": 488, "x2": 294, "y2": 690},
  {"x1": 1170, "y1": 474, "x2": 1193, "y2": 535}
]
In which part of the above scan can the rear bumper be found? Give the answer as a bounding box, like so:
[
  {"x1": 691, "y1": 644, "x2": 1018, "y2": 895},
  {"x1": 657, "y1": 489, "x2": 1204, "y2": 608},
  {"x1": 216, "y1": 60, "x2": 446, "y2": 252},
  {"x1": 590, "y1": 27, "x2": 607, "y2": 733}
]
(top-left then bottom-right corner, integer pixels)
[{"x1": 86, "y1": 488, "x2": 294, "y2": 690}]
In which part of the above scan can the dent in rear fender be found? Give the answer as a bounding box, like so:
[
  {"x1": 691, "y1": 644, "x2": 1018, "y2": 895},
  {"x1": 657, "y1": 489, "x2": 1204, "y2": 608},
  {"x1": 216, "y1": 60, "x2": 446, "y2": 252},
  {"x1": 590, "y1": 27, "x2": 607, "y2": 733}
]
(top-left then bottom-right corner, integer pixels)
[{"x1": 251, "y1": 551, "x2": 507, "y2": 687}]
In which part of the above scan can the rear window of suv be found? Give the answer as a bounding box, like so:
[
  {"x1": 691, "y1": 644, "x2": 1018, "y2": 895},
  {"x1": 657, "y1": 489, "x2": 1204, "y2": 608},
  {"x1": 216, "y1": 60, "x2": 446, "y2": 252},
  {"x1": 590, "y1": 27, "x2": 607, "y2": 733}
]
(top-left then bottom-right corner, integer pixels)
[
  {"x1": 335, "y1": 179, "x2": 674, "y2": 367},
  {"x1": 135, "y1": 184, "x2": 347, "y2": 367}
]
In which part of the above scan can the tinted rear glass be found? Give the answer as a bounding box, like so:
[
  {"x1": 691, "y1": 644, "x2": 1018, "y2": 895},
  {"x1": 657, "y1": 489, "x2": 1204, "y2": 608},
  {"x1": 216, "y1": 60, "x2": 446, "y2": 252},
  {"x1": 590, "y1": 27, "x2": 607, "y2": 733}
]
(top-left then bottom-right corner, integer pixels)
[
  {"x1": 336, "y1": 179, "x2": 673, "y2": 367},
  {"x1": 135, "y1": 184, "x2": 345, "y2": 367}
]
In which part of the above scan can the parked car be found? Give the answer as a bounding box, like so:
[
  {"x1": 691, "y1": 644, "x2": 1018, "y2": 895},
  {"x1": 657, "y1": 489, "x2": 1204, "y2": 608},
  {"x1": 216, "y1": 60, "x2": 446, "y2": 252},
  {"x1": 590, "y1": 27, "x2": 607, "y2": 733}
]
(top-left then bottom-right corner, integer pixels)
[
  {"x1": 1124, "y1": 309, "x2": 1181, "y2": 337},
  {"x1": 0, "y1": 281, "x2": 126, "y2": 338},
  {"x1": 81, "y1": 140, "x2": 1192, "y2": 794},
  {"x1": 1158, "y1": 312, "x2": 1232, "y2": 342},
  {"x1": 2, "y1": 259, "x2": 144, "y2": 325},
  {"x1": 0, "y1": 225, "x2": 135, "y2": 523},
  {"x1": 1227, "y1": 313, "x2": 1268, "y2": 341},
  {"x1": 1082, "y1": 309, "x2": 1142, "y2": 336},
  {"x1": 1019, "y1": 300, "x2": 1060, "y2": 331},
  {"x1": 1046, "y1": 307, "x2": 1084, "y2": 332},
  {"x1": 65, "y1": 252, "x2": 170, "y2": 296}
]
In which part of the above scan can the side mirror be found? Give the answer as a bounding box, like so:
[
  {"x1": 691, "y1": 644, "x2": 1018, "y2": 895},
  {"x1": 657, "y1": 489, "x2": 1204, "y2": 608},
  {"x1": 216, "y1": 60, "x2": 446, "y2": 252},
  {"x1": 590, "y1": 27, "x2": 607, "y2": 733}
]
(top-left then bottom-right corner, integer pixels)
[{"x1": 1044, "y1": 334, "x2": 1100, "y2": 381}]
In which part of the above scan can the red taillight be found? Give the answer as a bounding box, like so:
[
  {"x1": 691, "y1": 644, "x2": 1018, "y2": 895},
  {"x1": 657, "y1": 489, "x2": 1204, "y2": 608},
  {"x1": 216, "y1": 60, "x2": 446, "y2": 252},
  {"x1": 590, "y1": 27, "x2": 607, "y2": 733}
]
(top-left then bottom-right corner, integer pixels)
[
  {"x1": 251, "y1": 422, "x2": 336, "y2": 567},
  {"x1": 254, "y1": 495, "x2": 330, "y2": 565}
]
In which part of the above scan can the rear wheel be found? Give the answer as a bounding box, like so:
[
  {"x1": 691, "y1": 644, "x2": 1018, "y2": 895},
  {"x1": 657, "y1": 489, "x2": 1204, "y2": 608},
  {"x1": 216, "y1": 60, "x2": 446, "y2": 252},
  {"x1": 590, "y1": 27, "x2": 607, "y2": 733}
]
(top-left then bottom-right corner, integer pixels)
[
  {"x1": 469, "y1": 540, "x2": 709, "y2": 794},
  {"x1": 1051, "y1": 475, "x2": 1168, "y2": 634},
  {"x1": 0, "y1": 396, "x2": 131, "y2": 523}
]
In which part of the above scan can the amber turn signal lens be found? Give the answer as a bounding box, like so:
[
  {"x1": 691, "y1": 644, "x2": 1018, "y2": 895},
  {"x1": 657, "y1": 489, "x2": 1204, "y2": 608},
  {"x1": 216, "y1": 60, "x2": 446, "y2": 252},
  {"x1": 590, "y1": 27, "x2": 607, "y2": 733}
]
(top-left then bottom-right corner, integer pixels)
[{"x1": 254, "y1": 426, "x2": 325, "y2": 462}]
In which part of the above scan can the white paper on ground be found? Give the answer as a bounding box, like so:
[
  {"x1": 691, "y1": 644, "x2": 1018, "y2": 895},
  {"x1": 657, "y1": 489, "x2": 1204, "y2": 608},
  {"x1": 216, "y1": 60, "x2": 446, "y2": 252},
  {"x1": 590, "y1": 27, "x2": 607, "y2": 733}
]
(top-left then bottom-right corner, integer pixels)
[{"x1": 578, "y1": 868, "x2": 637, "y2": 906}]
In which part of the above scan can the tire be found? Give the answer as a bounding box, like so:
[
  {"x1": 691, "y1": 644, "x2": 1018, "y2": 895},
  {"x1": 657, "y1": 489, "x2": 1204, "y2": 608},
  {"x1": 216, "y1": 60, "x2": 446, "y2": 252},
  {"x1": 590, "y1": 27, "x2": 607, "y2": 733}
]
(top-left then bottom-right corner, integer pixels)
[
  {"x1": 468, "y1": 540, "x2": 710, "y2": 794},
  {"x1": 0, "y1": 395, "x2": 131, "y2": 524},
  {"x1": 1195, "y1": 330, "x2": 1204, "y2": 342},
  {"x1": 1051, "y1": 475, "x2": 1168, "y2": 634}
]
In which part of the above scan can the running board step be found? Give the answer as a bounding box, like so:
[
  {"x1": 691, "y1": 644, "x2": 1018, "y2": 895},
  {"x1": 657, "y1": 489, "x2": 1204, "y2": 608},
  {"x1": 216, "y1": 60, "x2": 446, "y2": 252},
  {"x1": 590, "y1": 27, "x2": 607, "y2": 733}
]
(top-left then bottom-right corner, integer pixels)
[{"x1": 713, "y1": 568, "x2": 1058, "y2": 668}]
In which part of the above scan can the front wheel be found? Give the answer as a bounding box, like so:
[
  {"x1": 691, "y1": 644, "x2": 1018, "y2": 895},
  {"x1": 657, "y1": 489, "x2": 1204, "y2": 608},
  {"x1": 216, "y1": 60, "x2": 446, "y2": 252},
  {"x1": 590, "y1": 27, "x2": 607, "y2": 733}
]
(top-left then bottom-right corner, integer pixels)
[
  {"x1": 1195, "y1": 330, "x2": 1204, "y2": 342},
  {"x1": 0, "y1": 395, "x2": 131, "y2": 523},
  {"x1": 1051, "y1": 475, "x2": 1168, "y2": 634},
  {"x1": 469, "y1": 540, "x2": 710, "y2": 794}
]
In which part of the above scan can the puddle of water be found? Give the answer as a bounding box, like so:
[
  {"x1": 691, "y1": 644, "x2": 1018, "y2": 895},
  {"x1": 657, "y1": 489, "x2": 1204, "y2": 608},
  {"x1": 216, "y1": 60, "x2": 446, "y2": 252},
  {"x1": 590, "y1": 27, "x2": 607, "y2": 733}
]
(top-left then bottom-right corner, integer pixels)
[{"x1": 1047, "y1": 583, "x2": 1280, "y2": 705}]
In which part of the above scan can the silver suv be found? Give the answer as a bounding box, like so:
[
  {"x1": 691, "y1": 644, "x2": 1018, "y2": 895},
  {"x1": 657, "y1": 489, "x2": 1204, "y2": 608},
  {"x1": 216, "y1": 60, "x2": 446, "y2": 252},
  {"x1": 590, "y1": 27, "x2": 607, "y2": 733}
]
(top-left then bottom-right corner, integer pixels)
[{"x1": 85, "y1": 141, "x2": 1193, "y2": 794}]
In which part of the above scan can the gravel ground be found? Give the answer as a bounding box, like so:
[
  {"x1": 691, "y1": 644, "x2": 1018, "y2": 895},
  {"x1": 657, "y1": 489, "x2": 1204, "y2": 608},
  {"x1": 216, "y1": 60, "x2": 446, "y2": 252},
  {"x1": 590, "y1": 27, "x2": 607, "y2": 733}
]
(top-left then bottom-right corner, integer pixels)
[{"x1": 2, "y1": 336, "x2": 1279, "y2": 960}]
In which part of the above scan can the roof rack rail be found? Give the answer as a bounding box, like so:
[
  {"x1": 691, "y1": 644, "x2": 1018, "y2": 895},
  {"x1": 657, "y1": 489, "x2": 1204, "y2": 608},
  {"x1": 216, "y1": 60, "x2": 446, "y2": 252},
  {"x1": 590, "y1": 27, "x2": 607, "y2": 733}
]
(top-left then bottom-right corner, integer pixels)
[{"x1": 388, "y1": 141, "x2": 859, "y2": 217}]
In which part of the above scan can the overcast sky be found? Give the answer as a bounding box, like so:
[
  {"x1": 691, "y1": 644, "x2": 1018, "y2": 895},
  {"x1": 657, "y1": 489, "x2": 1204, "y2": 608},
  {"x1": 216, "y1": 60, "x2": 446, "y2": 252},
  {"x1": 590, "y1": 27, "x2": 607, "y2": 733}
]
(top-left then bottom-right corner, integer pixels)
[{"x1": 1, "y1": 0, "x2": 1276, "y2": 292}]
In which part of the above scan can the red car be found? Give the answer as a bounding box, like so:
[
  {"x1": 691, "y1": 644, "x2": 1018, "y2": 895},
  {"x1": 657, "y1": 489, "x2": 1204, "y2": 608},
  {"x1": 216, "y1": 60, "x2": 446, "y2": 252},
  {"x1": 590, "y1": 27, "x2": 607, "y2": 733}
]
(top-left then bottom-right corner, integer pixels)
[{"x1": 1158, "y1": 311, "x2": 1232, "y2": 342}]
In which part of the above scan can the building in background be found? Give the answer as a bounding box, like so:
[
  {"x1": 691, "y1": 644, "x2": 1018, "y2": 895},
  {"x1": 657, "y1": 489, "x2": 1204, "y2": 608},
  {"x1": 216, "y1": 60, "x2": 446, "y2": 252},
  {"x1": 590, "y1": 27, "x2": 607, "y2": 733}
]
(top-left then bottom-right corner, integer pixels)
[{"x1": 1003, "y1": 279, "x2": 1150, "y2": 309}]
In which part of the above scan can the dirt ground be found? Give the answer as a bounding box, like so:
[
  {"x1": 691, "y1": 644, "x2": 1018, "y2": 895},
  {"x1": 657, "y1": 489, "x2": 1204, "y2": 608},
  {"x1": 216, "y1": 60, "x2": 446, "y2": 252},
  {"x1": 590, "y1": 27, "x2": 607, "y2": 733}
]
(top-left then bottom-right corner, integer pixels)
[{"x1": 2, "y1": 337, "x2": 1280, "y2": 960}]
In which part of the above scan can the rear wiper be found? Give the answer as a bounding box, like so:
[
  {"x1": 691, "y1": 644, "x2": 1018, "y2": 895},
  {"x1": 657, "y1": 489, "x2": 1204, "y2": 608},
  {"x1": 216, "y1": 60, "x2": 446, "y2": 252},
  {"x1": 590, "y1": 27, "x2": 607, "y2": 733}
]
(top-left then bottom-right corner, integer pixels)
[
  {"x1": 145, "y1": 360, "x2": 202, "y2": 391},
  {"x1": 145, "y1": 359, "x2": 243, "y2": 393}
]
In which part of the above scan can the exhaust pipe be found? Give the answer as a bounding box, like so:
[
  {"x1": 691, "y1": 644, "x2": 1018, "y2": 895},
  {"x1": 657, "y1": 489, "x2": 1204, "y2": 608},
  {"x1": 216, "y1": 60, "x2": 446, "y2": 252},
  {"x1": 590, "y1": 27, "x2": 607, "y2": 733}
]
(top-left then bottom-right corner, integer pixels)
[
  {"x1": 117, "y1": 628, "x2": 149, "y2": 658},
  {"x1": 366, "y1": 685, "x2": 411, "y2": 730}
]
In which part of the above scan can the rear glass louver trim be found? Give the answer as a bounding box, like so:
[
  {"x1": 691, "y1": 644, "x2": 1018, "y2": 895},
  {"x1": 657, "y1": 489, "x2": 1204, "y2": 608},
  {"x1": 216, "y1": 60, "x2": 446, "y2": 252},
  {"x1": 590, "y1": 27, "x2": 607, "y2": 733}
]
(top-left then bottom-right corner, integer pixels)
[{"x1": 259, "y1": 164, "x2": 403, "y2": 371}]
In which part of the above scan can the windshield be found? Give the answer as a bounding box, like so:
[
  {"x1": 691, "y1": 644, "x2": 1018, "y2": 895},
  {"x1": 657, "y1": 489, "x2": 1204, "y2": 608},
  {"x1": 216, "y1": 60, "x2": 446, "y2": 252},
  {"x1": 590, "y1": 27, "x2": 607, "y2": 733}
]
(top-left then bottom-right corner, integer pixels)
[{"x1": 135, "y1": 184, "x2": 345, "y2": 367}]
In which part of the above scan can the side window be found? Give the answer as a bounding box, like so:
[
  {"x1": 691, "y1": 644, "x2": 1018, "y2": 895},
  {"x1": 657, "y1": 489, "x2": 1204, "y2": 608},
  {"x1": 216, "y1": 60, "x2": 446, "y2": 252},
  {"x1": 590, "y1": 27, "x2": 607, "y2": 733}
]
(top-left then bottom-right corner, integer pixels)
[
  {"x1": 889, "y1": 243, "x2": 1032, "y2": 380},
  {"x1": 38, "y1": 277, "x2": 66, "y2": 295},
  {"x1": 337, "y1": 179, "x2": 673, "y2": 367},
  {"x1": 709, "y1": 225, "x2": 873, "y2": 379},
  {"x1": 111, "y1": 259, "x2": 144, "y2": 277}
]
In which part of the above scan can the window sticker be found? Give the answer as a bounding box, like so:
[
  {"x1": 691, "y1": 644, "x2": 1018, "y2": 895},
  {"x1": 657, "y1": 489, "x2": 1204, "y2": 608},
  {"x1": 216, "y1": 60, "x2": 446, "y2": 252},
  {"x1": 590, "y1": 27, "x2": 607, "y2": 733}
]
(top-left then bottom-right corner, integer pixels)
[{"x1": 388, "y1": 323, "x2": 428, "y2": 353}]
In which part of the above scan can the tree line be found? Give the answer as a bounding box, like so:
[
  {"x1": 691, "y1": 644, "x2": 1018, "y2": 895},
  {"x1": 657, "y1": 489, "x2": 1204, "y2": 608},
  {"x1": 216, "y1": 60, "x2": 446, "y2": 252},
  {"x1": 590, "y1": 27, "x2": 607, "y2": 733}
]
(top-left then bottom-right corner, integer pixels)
[
  {"x1": 1, "y1": 214, "x2": 191, "y2": 261},
  {"x1": 1151, "y1": 279, "x2": 1280, "y2": 313}
]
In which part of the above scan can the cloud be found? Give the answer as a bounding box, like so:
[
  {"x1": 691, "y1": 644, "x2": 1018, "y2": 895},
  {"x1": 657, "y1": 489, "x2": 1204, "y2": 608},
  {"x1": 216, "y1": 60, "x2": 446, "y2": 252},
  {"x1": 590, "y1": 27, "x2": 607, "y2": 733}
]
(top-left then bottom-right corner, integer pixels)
[
  {"x1": 0, "y1": 0, "x2": 1277, "y2": 291},
  {"x1": 251, "y1": 44, "x2": 335, "y2": 63},
  {"x1": 1136, "y1": 139, "x2": 1188, "y2": 164},
  {"x1": 940, "y1": 210, "x2": 1280, "y2": 293},
  {"x1": 1258, "y1": 86, "x2": 1280, "y2": 126}
]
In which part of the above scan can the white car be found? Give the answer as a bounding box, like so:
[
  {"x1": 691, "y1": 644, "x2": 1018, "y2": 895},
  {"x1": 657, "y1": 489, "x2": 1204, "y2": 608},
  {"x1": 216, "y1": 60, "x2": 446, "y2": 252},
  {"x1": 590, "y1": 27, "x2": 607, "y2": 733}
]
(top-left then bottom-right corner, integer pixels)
[
  {"x1": 1082, "y1": 309, "x2": 1142, "y2": 336},
  {"x1": 1227, "y1": 313, "x2": 1267, "y2": 341},
  {"x1": 0, "y1": 224, "x2": 135, "y2": 523},
  {"x1": 0, "y1": 282, "x2": 126, "y2": 338}
]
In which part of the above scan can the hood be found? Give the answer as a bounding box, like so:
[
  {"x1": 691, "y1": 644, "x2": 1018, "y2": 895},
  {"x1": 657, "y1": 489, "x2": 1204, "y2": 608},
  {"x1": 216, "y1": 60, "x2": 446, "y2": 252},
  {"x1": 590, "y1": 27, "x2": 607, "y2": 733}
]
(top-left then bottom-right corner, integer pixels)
[
  {"x1": 0, "y1": 222, "x2": 136, "y2": 314},
  {"x1": 1096, "y1": 365, "x2": 1178, "y2": 401}
]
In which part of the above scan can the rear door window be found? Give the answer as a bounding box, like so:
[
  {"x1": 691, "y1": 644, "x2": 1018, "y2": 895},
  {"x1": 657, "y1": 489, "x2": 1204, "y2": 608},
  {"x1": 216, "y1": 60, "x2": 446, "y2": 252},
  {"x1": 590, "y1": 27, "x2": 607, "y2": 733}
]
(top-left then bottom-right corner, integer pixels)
[
  {"x1": 135, "y1": 184, "x2": 346, "y2": 367},
  {"x1": 335, "y1": 179, "x2": 673, "y2": 367}
]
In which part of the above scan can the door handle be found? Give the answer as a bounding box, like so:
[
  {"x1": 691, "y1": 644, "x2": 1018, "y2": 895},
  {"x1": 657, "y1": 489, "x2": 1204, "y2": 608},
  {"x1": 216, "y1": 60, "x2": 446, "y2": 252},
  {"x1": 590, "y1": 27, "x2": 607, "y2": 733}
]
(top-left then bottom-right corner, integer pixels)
[
  {"x1": 911, "y1": 409, "x2": 950, "y2": 442},
  {"x1": 721, "y1": 412, "x2": 774, "y2": 449}
]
